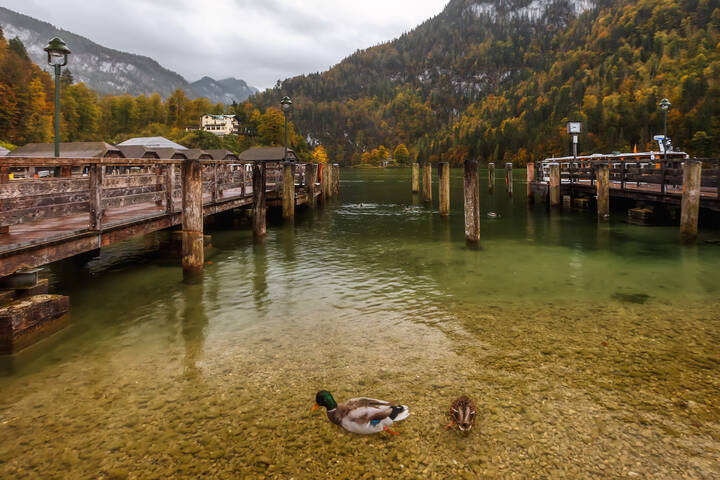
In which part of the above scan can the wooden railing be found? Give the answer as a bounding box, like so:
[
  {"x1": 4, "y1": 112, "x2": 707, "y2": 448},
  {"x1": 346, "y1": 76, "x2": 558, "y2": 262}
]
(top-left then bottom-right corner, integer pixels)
[{"x1": 0, "y1": 158, "x2": 312, "y2": 232}]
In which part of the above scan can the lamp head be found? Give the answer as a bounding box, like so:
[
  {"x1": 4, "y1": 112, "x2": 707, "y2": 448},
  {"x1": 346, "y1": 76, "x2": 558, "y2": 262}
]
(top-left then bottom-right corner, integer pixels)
[
  {"x1": 44, "y1": 37, "x2": 71, "y2": 67},
  {"x1": 659, "y1": 98, "x2": 671, "y2": 112},
  {"x1": 280, "y1": 96, "x2": 293, "y2": 111}
]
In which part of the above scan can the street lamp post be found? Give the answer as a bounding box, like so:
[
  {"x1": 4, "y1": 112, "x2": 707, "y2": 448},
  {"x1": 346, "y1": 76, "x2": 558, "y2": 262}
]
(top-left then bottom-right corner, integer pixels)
[
  {"x1": 659, "y1": 98, "x2": 671, "y2": 163},
  {"x1": 280, "y1": 96, "x2": 293, "y2": 162},
  {"x1": 44, "y1": 38, "x2": 71, "y2": 158}
]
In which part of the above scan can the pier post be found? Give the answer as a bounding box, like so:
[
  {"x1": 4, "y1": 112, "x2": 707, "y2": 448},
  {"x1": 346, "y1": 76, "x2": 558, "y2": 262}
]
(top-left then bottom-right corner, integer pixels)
[
  {"x1": 680, "y1": 160, "x2": 702, "y2": 243},
  {"x1": 324, "y1": 163, "x2": 333, "y2": 199},
  {"x1": 333, "y1": 164, "x2": 340, "y2": 196},
  {"x1": 165, "y1": 163, "x2": 176, "y2": 214},
  {"x1": 488, "y1": 162, "x2": 495, "y2": 193},
  {"x1": 1, "y1": 166, "x2": 9, "y2": 234},
  {"x1": 253, "y1": 162, "x2": 267, "y2": 237},
  {"x1": 439, "y1": 162, "x2": 450, "y2": 216},
  {"x1": 596, "y1": 163, "x2": 610, "y2": 221},
  {"x1": 181, "y1": 159, "x2": 204, "y2": 278},
  {"x1": 464, "y1": 159, "x2": 480, "y2": 243},
  {"x1": 422, "y1": 162, "x2": 432, "y2": 204},
  {"x1": 282, "y1": 162, "x2": 295, "y2": 219},
  {"x1": 412, "y1": 163, "x2": 420, "y2": 193},
  {"x1": 526, "y1": 162, "x2": 535, "y2": 203},
  {"x1": 89, "y1": 163, "x2": 104, "y2": 230},
  {"x1": 306, "y1": 163, "x2": 317, "y2": 207},
  {"x1": 549, "y1": 163, "x2": 561, "y2": 207},
  {"x1": 505, "y1": 162, "x2": 513, "y2": 196}
]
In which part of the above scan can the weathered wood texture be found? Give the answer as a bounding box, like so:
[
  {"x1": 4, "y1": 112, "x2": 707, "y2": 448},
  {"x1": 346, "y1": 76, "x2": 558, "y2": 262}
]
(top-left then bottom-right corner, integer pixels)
[
  {"x1": 305, "y1": 163, "x2": 318, "y2": 208},
  {"x1": 253, "y1": 162, "x2": 267, "y2": 237},
  {"x1": 438, "y1": 162, "x2": 450, "y2": 216},
  {"x1": 282, "y1": 162, "x2": 295, "y2": 219},
  {"x1": 596, "y1": 163, "x2": 610, "y2": 221},
  {"x1": 526, "y1": 162, "x2": 535, "y2": 203},
  {"x1": 182, "y1": 159, "x2": 204, "y2": 277},
  {"x1": 422, "y1": 162, "x2": 432, "y2": 204},
  {"x1": 464, "y1": 160, "x2": 480, "y2": 243},
  {"x1": 0, "y1": 294, "x2": 69, "y2": 354},
  {"x1": 505, "y1": 163, "x2": 513, "y2": 196},
  {"x1": 333, "y1": 165, "x2": 340, "y2": 196},
  {"x1": 412, "y1": 163, "x2": 420, "y2": 193},
  {"x1": 488, "y1": 162, "x2": 495, "y2": 193},
  {"x1": 681, "y1": 160, "x2": 702, "y2": 243},
  {"x1": 549, "y1": 163, "x2": 561, "y2": 207}
]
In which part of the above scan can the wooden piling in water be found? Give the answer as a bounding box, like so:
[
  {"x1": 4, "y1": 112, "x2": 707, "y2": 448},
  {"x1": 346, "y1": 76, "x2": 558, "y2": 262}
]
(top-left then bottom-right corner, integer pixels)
[
  {"x1": 596, "y1": 163, "x2": 610, "y2": 221},
  {"x1": 333, "y1": 164, "x2": 340, "y2": 195},
  {"x1": 680, "y1": 160, "x2": 702, "y2": 243},
  {"x1": 181, "y1": 159, "x2": 204, "y2": 278},
  {"x1": 505, "y1": 162, "x2": 513, "y2": 197},
  {"x1": 253, "y1": 162, "x2": 267, "y2": 237},
  {"x1": 464, "y1": 159, "x2": 480, "y2": 243},
  {"x1": 324, "y1": 163, "x2": 333, "y2": 199},
  {"x1": 0, "y1": 166, "x2": 8, "y2": 234},
  {"x1": 549, "y1": 163, "x2": 561, "y2": 207},
  {"x1": 488, "y1": 162, "x2": 495, "y2": 193},
  {"x1": 439, "y1": 162, "x2": 450, "y2": 216},
  {"x1": 412, "y1": 163, "x2": 420, "y2": 193},
  {"x1": 282, "y1": 162, "x2": 295, "y2": 219},
  {"x1": 306, "y1": 163, "x2": 317, "y2": 208},
  {"x1": 526, "y1": 162, "x2": 535, "y2": 203},
  {"x1": 422, "y1": 162, "x2": 432, "y2": 204}
]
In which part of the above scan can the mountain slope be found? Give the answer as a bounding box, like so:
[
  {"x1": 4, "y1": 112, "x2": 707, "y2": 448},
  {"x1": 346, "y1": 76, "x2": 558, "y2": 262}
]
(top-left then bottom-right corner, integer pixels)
[
  {"x1": 249, "y1": 0, "x2": 720, "y2": 164},
  {"x1": 0, "y1": 6, "x2": 257, "y2": 103}
]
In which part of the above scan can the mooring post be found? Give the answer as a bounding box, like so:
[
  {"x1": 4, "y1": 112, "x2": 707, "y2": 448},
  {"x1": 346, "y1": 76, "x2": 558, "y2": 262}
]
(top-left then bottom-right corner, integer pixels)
[
  {"x1": 253, "y1": 162, "x2": 267, "y2": 237},
  {"x1": 324, "y1": 163, "x2": 333, "y2": 199},
  {"x1": 306, "y1": 163, "x2": 317, "y2": 208},
  {"x1": 412, "y1": 163, "x2": 420, "y2": 193},
  {"x1": 89, "y1": 163, "x2": 104, "y2": 230},
  {"x1": 464, "y1": 159, "x2": 480, "y2": 243},
  {"x1": 526, "y1": 162, "x2": 535, "y2": 203},
  {"x1": 439, "y1": 162, "x2": 450, "y2": 216},
  {"x1": 488, "y1": 162, "x2": 495, "y2": 193},
  {"x1": 549, "y1": 163, "x2": 561, "y2": 207},
  {"x1": 596, "y1": 163, "x2": 610, "y2": 221},
  {"x1": 422, "y1": 162, "x2": 432, "y2": 204},
  {"x1": 680, "y1": 160, "x2": 702, "y2": 243},
  {"x1": 181, "y1": 159, "x2": 204, "y2": 278},
  {"x1": 165, "y1": 163, "x2": 176, "y2": 214},
  {"x1": 282, "y1": 162, "x2": 295, "y2": 219},
  {"x1": 0, "y1": 166, "x2": 8, "y2": 234},
  {"x1": 333, "y1": 164, "x2": 340, "y2": 195},
  {"x1": 505, "y1": 162, "x2": 513, "y2": 196}
]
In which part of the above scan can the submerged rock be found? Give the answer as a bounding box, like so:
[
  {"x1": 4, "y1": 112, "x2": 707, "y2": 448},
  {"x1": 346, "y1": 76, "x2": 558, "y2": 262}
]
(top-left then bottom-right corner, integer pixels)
[{"x1": 611, "y1": 292, "x2": 651, "y2": 304}]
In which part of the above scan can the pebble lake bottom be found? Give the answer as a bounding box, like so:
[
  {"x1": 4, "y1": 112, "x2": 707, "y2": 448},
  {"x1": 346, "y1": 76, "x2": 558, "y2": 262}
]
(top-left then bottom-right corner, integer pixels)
[{"x1": 0, "y1": 168, "x2": 718, "y2": 479}]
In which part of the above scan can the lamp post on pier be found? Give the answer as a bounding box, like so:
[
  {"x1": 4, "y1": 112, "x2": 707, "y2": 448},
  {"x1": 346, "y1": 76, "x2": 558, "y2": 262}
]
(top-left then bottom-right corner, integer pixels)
[
  {"x1": 281, "y1": 96, "x2": 293, "y2": 162},
  {"x1": 44, "y1": 38, "x2": 71, "y2": 158},
  {"x1": 659, "y1": 98, "x2": 671, "y2": 163}
]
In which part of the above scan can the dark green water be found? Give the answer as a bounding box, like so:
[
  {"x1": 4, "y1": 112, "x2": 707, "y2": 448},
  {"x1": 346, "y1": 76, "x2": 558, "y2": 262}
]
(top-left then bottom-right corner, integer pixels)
[{"x1": 1, "y1": 168, "x2": 719, "y2": 479}]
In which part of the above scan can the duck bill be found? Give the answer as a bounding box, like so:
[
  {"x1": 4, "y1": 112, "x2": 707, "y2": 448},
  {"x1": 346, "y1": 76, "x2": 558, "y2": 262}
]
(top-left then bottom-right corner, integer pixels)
[{"x1": 311, "y1": 403, "x2": 319, "y2": 412}]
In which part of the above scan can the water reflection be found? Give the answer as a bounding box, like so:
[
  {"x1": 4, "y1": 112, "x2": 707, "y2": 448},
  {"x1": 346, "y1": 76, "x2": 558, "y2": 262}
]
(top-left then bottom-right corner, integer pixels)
[
  {"x1": 181, "y1": 282, "x2": 207, "y2": 378},
  {"x1": 252, "y1": 240, "x2": 269, "y2": 315}
]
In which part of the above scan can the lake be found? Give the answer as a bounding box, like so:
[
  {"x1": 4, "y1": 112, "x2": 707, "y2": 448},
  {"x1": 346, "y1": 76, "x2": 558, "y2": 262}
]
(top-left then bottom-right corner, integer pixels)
[{"x1": 1, "y1": 168, "x2": 719, "y2": 479}]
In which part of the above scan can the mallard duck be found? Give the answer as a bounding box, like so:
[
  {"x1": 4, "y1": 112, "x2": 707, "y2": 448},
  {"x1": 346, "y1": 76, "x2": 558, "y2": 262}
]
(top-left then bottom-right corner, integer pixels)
[
  {"x1": 312, "y1": 390, "x2": 410, "y2": 435},
  {"x1": 445, "y1": 395, "x2": 476, "y2": 432}
]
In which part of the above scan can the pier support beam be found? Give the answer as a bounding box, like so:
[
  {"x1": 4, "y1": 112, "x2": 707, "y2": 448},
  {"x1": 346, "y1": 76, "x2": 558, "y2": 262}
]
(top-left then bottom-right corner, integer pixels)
[
  {"x1": 282, "y1": 162, "x2": 295, "y2": 219},
  {"x1": 0, "y1": 166, "x2": 8, "y2": 234},
  {"x1": 439, "y1": 162, "x2": 450, "y2": 216},
  {"x1": 526, "y1": 162, "x2": 535, "y2": 203},
  {"x1": 0, "y1": 295, "x2": 69, "y2": 355},
  {"x1": 411, "y1": 163, "x2": 420, "y2": 193},
  {"x1": 333, "y1": 164, "x2": 340, "y2": 196},
  {"x1": 464, "y1": 159, "x2": 480, "y2": 243},
  {"x1": 680, "y1": 160, "x2": 702, "y2": 243},
  {"x1": 182, "y1": 159, "x2": 204, "y2": 279},
  {"x1": 306, "y1": 163, "x2": 318, "y2": 208},
  {"x1": 323, "y1": 163, "x2": 333, "y2": 199},
  {"x1": 549, "y1": 163, "x2": 561, "y2": 207},
  {"x1": 488, "y1": 162, "x2": 495, "y2": 193},
  {"x1": 505, "y1": 162, "x2": 513, "y2": 197},
  {"x1": 422, "y1": 162, "x2": 432, "y2": 204},
  {"x1": 596, "y1": 163, "x2": 610, "y2": 221},
  {"x1": 253, "y1": 162, "x2": 267, "y2": 238}
]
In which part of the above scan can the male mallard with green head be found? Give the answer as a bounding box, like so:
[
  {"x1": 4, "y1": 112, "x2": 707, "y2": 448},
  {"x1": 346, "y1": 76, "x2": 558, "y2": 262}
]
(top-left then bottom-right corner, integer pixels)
[
  {"x1": 313, "y1": 390, "x2": 410, "y2": 435},
  {"x1": 445, "y1": 395, "x2": 476, "y2": 432}
]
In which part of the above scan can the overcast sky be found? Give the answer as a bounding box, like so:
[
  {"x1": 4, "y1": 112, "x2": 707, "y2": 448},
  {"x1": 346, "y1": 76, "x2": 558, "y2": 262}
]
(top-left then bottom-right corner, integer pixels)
[{"x1": 3, "y1": 0, "x2": 448, "y2": 90}]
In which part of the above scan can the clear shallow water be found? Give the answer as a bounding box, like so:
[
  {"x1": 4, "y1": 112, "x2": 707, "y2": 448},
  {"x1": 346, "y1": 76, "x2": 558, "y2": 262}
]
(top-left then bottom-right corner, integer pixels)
[{"x1": 1, "y1": 168, "x2": 719, "y2": 479}]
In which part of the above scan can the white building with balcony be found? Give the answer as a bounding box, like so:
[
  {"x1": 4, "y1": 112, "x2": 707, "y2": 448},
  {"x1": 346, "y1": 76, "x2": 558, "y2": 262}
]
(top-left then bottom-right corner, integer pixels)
[{"x1": 201, "y1": 114, "x2": 238, "y2": 136}]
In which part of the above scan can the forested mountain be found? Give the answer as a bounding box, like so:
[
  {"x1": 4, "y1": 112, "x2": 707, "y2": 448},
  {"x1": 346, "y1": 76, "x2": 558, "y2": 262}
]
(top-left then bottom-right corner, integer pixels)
[
  {"x1": 249, "y1": 0, "x2": 720, "y2": 165},
  {"x1": 0, "y1": 6, "x2": 257, "y2": 103}
]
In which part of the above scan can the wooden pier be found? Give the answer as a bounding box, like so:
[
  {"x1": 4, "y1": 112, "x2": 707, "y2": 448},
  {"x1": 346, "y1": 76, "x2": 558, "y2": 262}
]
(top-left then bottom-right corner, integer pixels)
[{"x1": 0, "y1": 153, "x2": 334, "y2": 353}]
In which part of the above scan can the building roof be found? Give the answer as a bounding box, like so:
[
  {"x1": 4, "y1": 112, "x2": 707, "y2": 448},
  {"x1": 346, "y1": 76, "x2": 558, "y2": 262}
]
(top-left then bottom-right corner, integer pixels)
[
  {"x1": 204, "y1": 149, "x2": 239, "y2": 161},
  {"x1": 117, "y1": 145, "x2": 159, "y2": 159},
  {"x1": 184, "y1": 149, "x2": 213, "y2": 160},
  {"x1": 153, "y1": 148, "x2": 187, "y2": 159},
  {"x1": 203, "y1": 114, "x2": 236, "y2": 120},
  {"x1": 0, "y1": 146, "x2": 9, "y2": 156},
  {"x1": 7, "y1": 142, "x2": 121, "y2": 158},
  {"x1": 117, "y1": 137, "x2": 188, "y2": 150},
  {"x1": 238, "y1": 147, "x2": 297, "y2": 162}
]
